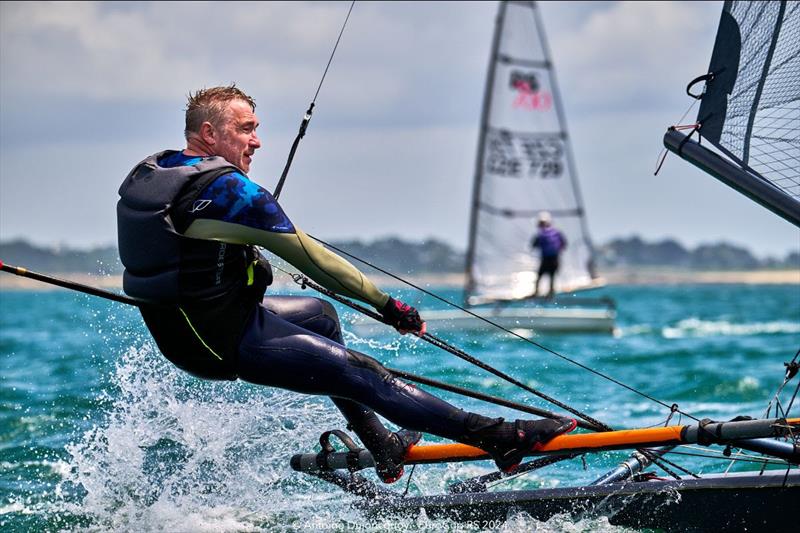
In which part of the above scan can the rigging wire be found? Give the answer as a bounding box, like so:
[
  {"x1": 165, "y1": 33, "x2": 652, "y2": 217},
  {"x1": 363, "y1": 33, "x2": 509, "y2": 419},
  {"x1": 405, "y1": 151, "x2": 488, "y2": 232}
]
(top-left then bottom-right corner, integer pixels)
[
  {"x1": 264, "y1": 0, "x2": 692, "y2": 427},
  {"x1": 274, "y1": 257, "x2": 679, "y2": 489},
  {"x1": 781, "y1": 349, "x2": 800, "y2": 416},
  {"x1": 654, "y1": 97, "x2": 700, "y2": 175},
  {"x1": 655, "y1": 448, "x2": 789, "y2": 467},
  {"x1": 726, "y1": 348, "x2": 800, "y2": 474},
  {"x1": 304, "y1": 235, "x2": 700, "y2": 423},
  {"x1": 273, "y1": 0, "x2": 356, "y2": 200},
  {"x1": 269, "y1": 261, "x2": 609, "y2": 431},
  {"x1": 273, "y1": 259, "x2": 723, "y2": 488}
]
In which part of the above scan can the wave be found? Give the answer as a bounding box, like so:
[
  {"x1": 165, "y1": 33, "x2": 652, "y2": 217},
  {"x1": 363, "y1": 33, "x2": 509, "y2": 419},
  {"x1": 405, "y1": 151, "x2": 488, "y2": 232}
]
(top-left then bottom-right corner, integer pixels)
[
  {"x1": 45, "y1": 343, "x2": 633, "y2": 532},
  {"x1": 662, "y1": 318, "x2": 800, "y2": 338},
  {"x1": 55, "y1": 343, "x2": 350, "y2": 531}
]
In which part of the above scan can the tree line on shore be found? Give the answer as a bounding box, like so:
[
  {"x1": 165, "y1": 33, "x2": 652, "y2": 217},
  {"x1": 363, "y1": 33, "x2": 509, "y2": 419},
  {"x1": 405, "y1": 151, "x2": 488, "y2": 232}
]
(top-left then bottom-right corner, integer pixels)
[{"x1": 1, "y1": 236, "x2": 798, "y2": 275}]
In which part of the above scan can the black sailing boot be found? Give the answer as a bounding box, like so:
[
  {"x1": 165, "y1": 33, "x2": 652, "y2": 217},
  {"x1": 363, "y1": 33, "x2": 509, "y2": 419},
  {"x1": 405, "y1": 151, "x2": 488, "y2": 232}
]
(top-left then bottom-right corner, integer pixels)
[
  {"x1": 461, "y1": 414, "x2": 577, "y2": 473},
  {"x1": 369, "y1": 429, "x2": 423, "y2": 483},
  {"x1": 333, "y1": 400, "x2": 422, "y2": 483}
]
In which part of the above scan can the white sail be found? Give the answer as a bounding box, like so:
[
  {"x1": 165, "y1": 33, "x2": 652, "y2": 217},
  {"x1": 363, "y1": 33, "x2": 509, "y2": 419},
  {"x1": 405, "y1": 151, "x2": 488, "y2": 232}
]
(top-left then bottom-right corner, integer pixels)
[{"x1": 465, "y1": 0, "x2": 599, "y2": 305}]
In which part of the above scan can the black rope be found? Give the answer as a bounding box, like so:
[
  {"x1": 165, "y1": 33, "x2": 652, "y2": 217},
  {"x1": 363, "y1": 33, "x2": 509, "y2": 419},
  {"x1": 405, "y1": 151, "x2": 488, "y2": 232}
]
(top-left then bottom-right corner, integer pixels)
[
  {"x1": 306, "y1": 235, "x2": 700, "y2": 423},
  {"x1": 765, "y1": 349, "x2": 799, "y2": 419},
  {"x1": 278, "y1": 265, "x2": 610, "y2": 431},
  {"x1": 784, "y1": 350, "x2": 800, "y2": 416},
  {"x1": 401, "y1": 464, "x2": 416, "y2": 498},
  {"x1": 273, "y1": 0, "x2": 356, "y2": 200},
  {"x1": 484, "y1": 455, "x2": 578, "y2": 490},
  {"x1": 676, "y1": 124, "x2": 701, "y2": 157},
  {"x1": 663, "y1": 403, "x2": 681, "y2": 427},
  {"x1": 386, "y1": 366, "x2": 600, "y2": 431},
  {"x1": 644, "y1": 450, "x2": 700, "y2": 480},
  {"x1": 786, "y1": 381, "x2": 800, "y2": 419},
  {"x1": 686, "y1": 72, "x2": 714, "y2": 99}
]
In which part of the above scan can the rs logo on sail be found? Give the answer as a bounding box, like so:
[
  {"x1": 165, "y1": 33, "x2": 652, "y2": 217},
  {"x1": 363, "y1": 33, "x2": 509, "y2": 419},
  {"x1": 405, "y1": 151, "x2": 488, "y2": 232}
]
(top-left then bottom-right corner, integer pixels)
[{"x1": 510, "y1": 70, "x2": 552, "y2": 111}]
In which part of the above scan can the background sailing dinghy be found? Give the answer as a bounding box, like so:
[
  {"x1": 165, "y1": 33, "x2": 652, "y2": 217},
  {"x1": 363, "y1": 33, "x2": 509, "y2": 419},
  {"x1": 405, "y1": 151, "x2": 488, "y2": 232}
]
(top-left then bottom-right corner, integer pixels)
[
  {"x1": 349, "y1": 0, "x2": 616, "y2": 337},
  {"x1": 292, "y1": 2, "x2": 800, "y2": 530}
]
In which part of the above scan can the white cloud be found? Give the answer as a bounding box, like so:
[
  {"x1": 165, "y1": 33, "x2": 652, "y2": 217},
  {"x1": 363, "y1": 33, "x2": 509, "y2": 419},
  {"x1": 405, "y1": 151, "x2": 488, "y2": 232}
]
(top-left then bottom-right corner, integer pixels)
[
  {"x1": 0, "y1": 1, "x2": 495, "y2": 110},
  {"x1": 1, "y1": 1, "x2": 797, "y2": 256},
  {"x1": 547, "y1": 1, "x2": 721, "y2": 111}
]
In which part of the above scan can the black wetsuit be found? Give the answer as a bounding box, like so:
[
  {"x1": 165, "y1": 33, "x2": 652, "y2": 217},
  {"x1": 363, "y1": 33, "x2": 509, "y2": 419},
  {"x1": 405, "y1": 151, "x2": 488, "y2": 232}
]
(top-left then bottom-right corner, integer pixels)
[{"x1": 118, "y1": 151, "x2": 477, "y2": 446}]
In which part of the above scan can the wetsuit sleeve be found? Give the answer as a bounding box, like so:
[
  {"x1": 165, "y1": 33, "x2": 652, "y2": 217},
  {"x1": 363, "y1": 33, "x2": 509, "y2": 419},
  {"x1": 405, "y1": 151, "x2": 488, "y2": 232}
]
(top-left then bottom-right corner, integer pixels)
[{"x1": 181, "y1": 172, "x2": 390, "y2": 309}]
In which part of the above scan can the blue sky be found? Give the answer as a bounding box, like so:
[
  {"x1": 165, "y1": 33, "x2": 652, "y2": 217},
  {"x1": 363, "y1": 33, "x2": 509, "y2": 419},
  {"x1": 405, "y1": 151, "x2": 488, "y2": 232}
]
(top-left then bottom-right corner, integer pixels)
[{"x1": 1, "y1": 1, "x2": 797, "y2": 258}]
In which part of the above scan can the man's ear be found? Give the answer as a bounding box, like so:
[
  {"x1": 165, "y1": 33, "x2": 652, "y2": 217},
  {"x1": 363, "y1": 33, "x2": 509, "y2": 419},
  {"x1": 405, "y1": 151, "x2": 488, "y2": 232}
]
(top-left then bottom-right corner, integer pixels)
[{"x1": 199, "y1": 121, "x2": 216, "y2": 146}]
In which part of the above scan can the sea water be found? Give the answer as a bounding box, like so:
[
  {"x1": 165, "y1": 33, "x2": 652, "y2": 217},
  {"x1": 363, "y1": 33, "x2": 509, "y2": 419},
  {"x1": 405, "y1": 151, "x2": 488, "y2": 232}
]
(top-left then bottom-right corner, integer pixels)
[{"x1": 1, "y1": 283, "x2": 798, "y2": 532}]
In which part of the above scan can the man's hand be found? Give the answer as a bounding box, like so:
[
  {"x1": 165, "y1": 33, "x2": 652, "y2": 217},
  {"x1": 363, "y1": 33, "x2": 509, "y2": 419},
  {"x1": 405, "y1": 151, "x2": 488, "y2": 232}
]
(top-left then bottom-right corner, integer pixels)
[{"x1": 380, "y1": 297, "x2": 426, "y2": 335}]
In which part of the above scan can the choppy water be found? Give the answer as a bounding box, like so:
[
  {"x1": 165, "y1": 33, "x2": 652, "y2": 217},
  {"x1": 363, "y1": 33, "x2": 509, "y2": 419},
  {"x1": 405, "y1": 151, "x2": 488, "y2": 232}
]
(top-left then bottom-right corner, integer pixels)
[{"x1": 1, "y1": 283, "x2": 798, "y2": 532}]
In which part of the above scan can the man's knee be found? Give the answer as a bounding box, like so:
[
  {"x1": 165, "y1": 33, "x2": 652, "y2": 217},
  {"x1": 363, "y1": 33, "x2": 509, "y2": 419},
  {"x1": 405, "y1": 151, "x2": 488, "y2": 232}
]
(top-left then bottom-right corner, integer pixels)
[
  {"x1": 346, "y1": 349, "x2": 392, "y2": 380},
  {"x1": 318, "y1": 299, "x2": 340, "y2": 323}
]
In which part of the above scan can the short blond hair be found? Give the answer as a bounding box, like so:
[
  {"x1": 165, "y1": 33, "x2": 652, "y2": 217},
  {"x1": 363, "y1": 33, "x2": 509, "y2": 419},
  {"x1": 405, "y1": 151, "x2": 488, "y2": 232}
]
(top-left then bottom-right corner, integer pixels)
[{"x1": 184, "y1": 84, "x2": 256, "y2": 138}]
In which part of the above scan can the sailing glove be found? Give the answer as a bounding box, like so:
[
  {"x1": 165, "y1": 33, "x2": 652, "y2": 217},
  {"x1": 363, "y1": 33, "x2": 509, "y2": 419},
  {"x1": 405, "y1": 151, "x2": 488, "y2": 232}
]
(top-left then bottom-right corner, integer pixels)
[{"x1": 380, "y1": 297, "x2": 426, "y2": 335}]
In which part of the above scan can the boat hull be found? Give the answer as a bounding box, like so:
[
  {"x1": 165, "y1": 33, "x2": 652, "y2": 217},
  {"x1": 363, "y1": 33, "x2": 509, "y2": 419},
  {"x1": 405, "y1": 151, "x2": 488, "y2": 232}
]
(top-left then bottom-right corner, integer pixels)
[
  {"x1": 362, "y1": 470, "x2": 798, "y2": 531},
  {"x1": 348, "y1": 306, "x2": 617, "y2": 335}
]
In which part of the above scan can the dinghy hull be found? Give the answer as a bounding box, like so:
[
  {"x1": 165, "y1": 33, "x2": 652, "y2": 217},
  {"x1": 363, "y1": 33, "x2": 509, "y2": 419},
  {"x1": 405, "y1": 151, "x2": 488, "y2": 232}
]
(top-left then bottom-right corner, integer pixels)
[
  {"x1": 363, "y1": 470, "x2": 798, "y2": 531},
  {"x1": 348, "y1": 305, "x2": 617, "y2": 335}
]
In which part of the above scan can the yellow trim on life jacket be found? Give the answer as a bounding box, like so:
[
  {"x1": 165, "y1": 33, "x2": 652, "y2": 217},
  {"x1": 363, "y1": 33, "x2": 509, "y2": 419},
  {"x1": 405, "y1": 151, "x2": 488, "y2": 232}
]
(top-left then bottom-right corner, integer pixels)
[
  {"x1": 246, "y1": 260, "x2": 256, "y2": 286},
  {"x1": 179, "y1": 307, "x2": 223, "y2": 361}
]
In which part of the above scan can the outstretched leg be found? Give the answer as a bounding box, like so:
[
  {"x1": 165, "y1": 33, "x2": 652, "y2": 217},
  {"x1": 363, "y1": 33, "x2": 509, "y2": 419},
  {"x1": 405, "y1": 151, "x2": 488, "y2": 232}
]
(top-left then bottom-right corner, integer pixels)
[
  {"x1": 258, "y1": 296, "x2": 416, "y2": 481},
  {"x1": 237, "y1": 300, "x2": 575, "y2": 478}
]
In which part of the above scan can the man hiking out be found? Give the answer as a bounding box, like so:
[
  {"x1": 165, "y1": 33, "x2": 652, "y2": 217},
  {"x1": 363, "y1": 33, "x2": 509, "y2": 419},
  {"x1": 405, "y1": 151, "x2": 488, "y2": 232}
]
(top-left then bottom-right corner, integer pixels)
[{"x1": 117, "y1": 84, "x2": 575, "y2": 483}]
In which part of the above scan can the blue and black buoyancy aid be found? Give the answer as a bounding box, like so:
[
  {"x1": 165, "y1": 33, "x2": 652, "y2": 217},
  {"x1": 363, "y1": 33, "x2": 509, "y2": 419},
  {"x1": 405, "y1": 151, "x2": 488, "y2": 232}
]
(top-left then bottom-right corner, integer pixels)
[{"x1": 117, "y1": 151, "x2": 271, "y2": 380}]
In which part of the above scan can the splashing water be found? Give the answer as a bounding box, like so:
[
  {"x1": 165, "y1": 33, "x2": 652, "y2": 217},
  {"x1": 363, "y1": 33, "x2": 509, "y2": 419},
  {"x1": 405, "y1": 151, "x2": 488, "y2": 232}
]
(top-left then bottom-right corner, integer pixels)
[
  {"x1": 55, "y1": 343, "x2": 351, "y2": 531},
  {"x1": 47, "y1": 343, "x2": 626, "y2": 532}
]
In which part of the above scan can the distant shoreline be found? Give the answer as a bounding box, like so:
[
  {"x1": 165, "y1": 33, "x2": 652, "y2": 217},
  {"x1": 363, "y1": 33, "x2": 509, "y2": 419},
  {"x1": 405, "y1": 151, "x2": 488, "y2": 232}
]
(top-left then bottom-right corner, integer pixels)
[{"x1": 2, "y1": 268, "x2": 798, "y2": 291}]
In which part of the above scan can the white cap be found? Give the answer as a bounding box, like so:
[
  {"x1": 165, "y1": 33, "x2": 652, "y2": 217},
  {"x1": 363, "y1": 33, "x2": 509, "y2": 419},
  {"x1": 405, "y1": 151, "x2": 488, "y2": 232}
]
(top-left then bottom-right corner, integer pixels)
[{"x1": 538, "y1": 211, "x2": 552, "y2": 225}]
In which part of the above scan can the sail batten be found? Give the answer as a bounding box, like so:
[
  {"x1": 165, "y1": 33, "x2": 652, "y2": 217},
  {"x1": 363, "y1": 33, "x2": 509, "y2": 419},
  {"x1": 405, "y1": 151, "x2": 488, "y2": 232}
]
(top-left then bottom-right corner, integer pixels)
[
  {"x1": 497, "y1": 57, "x2": 551, "y2": 68},
  {"x1": 464, "y1": 1, "x2": 599, "y2": 305}
]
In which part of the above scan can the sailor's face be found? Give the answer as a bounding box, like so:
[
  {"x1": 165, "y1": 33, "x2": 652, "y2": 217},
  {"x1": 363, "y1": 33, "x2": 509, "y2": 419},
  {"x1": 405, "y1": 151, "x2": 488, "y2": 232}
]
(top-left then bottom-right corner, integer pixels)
[{"x1": 215, "y1": 99, "x2": 261, "y2": 173}]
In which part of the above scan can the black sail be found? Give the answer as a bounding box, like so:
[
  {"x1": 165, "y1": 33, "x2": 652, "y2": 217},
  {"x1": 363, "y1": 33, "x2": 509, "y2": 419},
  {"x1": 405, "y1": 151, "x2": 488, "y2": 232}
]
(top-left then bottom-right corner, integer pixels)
[{"x1": 665, "y1": 0, "x2": 799, "y2": 226}]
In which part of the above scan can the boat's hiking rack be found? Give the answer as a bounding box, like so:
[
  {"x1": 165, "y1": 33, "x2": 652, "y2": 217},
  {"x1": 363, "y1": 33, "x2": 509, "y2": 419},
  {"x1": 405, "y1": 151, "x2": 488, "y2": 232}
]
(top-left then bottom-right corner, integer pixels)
[{"x1": 291, "y1": 417, "x2": 800, "y2": 499}]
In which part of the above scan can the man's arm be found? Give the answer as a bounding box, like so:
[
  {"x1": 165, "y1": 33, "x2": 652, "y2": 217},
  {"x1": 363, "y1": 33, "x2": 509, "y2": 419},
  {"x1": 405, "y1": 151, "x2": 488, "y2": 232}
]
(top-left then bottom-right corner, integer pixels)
[
  {"x1": 178, "y1": 171, "x2": 388, "y2": 308},
  {"x1": 186, "y1": 218, "x2": 389, "y2": 309},
  {"x1": 178, "y1": 171, "x2": 426, "y2": 337}
]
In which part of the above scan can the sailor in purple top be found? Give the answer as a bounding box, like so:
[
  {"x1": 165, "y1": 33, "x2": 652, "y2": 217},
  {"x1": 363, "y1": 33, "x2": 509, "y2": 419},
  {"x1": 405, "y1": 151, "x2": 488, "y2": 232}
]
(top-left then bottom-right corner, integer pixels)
[{"x1": 531, "y1": 211, "x2": 567, "y2": 298}]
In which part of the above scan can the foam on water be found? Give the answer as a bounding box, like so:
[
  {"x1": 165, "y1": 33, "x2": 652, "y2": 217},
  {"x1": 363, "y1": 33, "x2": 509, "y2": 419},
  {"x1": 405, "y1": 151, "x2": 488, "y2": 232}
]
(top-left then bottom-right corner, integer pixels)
[
  {"x1": 44, "y1": 343, "x2": 630, "y2": 532},
  {"x1": 662, "y1": 318, "x2": 800, "y2": 338},
  {"x1": 53, "y1": 343, "x2": 350, "y2": 531}
]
